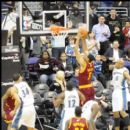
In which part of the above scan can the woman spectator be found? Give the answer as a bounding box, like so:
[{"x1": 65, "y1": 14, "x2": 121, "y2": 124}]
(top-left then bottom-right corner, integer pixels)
[
  {"x1": 58, "y1": 51, "x2": 73, "y2": 71},
  {"x1": 122, "y1": 21, "x2": 130, "y2": 49},
  {"x1": 49, "y1": 70, "x2": 66, "y2": 94},
  {"x1": 109, "y1": 25, "x2": 125, "y2": 50},
  {"x1": 86, "y1": 31, "x2": 100, "y2": 58},
  {"x1": 35, "y1": 50, "x2": 60, "y2": 85}
]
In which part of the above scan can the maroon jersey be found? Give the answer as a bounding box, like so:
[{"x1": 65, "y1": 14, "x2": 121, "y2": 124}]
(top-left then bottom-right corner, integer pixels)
[
  {"x1": 4, "y1": 96, "x2": 15, "y2": 123},
  {"x1": 79, "y1": 62, "x2": 94, "y2": 88},
  {"x1": 68, "y1": 117, "x2": 89, "y2": 130}
]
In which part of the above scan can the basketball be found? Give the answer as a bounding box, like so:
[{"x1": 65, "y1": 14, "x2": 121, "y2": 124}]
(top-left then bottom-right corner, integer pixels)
[
  {"x1": 78, "y1": 27, "x2": 88, "y2": 39},
  {"x1": 3, "y1": 96, "x2": 15, "y2": 124}
]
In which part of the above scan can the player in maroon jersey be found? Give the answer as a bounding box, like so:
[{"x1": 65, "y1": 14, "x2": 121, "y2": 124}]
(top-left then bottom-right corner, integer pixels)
[
  {"x1": 1, "y1": 86, "x2": 20, "y2": 130},
  {"x1": 73, "y1": 30, "x2": 95, "y2": 103},
  {"x1": 3, "y1": 96, "x2": 15, "y2": 124},
  {"x1": 65, "y1": 106, "x2": 89, "y2": 130}
]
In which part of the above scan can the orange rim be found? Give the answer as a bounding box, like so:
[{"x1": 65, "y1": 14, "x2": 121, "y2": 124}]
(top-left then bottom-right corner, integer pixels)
[{"x1": 50, "y1": 25, "x2": 69, "y2": 35}]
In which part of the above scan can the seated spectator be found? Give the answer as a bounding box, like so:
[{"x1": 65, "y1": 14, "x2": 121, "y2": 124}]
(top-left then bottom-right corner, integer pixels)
[
  {"x1": 35, "y1": 50, "x2": 60, "y2": 85},
  {"x1": 106, "y1": 9, "x2": 122, "y2": 33},
  {"x1": 49, "y1": 70, "x2": 66, "y2": 94},
  {"x1": 65, "y1": 66, "x2": 79, "y2": 89},
  {"x1": 65, "y1": 36, "x2": 78, "y2": 69},
  {"x1": 122, "y1": 21, "x2": 130, "y2": 49},
  {"x1": 86, "y1": 31, "x2": 100, "y2": 58},
  {"x1": 103, "y1": 40, "x2": 124, "y2": 79},
  {"x1": 104, "y1": 40, "x2": 124, "y2": 64},
  {"x1": 94, "y1": 55, "x2": 107, "y2": 88},
  {"x1": 58, "y1": 51, "x2": 73, "y2": 71}
]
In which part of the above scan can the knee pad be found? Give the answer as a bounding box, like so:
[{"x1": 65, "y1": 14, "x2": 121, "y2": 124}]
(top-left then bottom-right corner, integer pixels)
[
  {"x1": 123, "y1": 116, "x2": 130, "y2": 126},
  {"x1": 114, "y1": 118, "x2": 120, "y2": 127}
]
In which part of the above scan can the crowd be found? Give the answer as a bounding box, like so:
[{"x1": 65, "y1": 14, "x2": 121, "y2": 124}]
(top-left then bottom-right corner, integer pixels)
[{"x1": 1, "y1": 1, "x2": 130, "y2": 130}]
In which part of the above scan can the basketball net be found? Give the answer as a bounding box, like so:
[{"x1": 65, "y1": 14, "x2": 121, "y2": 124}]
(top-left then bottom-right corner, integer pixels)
[{"x1": 50, "y1": 25, "x2": 69, "y2": 39}]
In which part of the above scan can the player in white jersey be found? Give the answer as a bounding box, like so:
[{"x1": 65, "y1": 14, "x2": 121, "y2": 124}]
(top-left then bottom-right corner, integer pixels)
[
  {"x1": 2, "y1": 73, "x2": 37, "y2": 130},
  {"x1": 81, "y1": 92, "x2": 103, "y2": 130},
  {"x1": 53, "y1": 81, "x2": 85, "y2": 130},
  {"x1": 111, "y1": 59, "x2": 130, "y2": 130}
]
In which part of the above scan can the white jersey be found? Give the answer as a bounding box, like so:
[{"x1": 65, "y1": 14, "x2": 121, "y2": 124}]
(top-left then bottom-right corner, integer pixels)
[
  {"x1": 14, "y1": 81, "x2": 34, "y2": 106},
  {"x1": 82, "y1": 100, "x2": 98, "y2": 120},
  {"x1": 63, "y1": 89, "x2": 80, "y2": 111},
  {"x1": 60, "y1": 89, "x2": 80, "y2": 130},
  {"x1": 112, "y1": 67, "x2": 129, "y2": 89}
]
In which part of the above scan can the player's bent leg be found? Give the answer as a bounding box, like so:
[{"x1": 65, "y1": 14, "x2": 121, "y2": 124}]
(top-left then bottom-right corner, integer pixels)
[{"x1": 113, "y1": 112, "x2": 120, "y2": 130}]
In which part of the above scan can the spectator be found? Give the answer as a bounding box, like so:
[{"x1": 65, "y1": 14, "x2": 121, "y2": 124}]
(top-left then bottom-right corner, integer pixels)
[
  {"x1": 103, "y1": 40, "x2": 124, "y2": 79},
  {"x1": 65, "y1": 36, "x2": 78, "y2": 69},
  {"x1": 89, "y1": 5, "x2": 98, "y2": 31},
  {"x1": 104, "y1": 40, "x2": 124, "y2": 64},
  {"x1": 106, "y1": 9, "x2": 122, "y2": 33},
  {"x1": 86, "y1": 31, "x2": 100, "y2": 58},
  {"x1": 65, "y1": 66, "x2": 79, "y2": 89},
  {"x1": 20, "y1": 36, "x2": 33, "y2": 78},
  {"x1": 94, "y1": 55, "x2": 107, "y2": 88},
  {"x1": 2, "y1": 7, "x2": 18, "y2": 38},
  {"x1": 109, "y1": 25, "x2": 125, "y2": 50},
  {"x1": 68, "y1": 4, "x2": 83, "y2": 28},
  {"x1": 35, "y1": 50, "x2": 60, "y2": 85},
  {"x1": 22, "y1": 8, "x2": 33, "y2": 31},
  {"x1": 92, "y1": 15, "x2": 111, "y2": 55},
  {"x1": 50, "y1": 70, "x2": 66, "y2": 94},
  {"x1": 30, "y1": 36, "x2": 42, "y2": 57},
  {"x1": 51, "y1": 31, "x2": 68, "y2": 59},
  {"x1": 122, "y1": 21, "x2": 130, "y2": 49},
  {"x1": 58, "y1": 52, "x2": 73, "y2": 71}
]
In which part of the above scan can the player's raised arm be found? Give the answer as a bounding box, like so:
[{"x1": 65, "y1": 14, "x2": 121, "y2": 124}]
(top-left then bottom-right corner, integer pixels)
[{"x1": 73, "y1": 32, "x2": 86, "y2": 68}]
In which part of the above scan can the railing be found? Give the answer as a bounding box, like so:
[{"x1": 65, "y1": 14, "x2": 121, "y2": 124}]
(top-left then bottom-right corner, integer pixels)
[{"x1": 95, "y1": 7, "x2": 128, "y2": 18}]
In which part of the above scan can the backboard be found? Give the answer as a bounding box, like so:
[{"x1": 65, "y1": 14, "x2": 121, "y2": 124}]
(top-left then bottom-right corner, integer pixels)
[{"x1": 19, "y1": 2, "x2": 89, "y2": 36}]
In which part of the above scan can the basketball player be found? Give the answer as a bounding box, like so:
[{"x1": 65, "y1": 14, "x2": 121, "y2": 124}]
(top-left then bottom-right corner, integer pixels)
[
  {"x1": 53, "y1": 81, "x2": 86, "y2": 130},
  {"x1": 1, "y1": 73, "x2": 37, "y2": 130},
  {"x1": 73, "y1": 30, "x2": 95, "y2": 103},
  {"x1": 65, "y1": 106, "x2": 89, "y2": 130},
  {"x1": 81, "y1": 93, "x2": 103, "y2": 130},
  {"x1": 111, "y1": 59, "x2": 130, "y2": 130}
]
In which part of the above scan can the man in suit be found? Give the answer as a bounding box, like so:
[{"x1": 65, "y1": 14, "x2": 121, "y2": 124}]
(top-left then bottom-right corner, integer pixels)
[
  {"x1": 103, "y1": 40, "x2": 124, "y2": 79},
  {"x1": 104, "y1": 40, "x2": 124, "y2": 63}
]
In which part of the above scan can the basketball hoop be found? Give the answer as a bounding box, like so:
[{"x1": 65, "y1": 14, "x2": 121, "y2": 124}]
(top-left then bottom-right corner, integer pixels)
[
  {"x1": 50, "y1": 25, "x2": 69, "y2": 48},
  {"x1": 50, "y1": 25, "x2": 69, "y2": 36}
]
